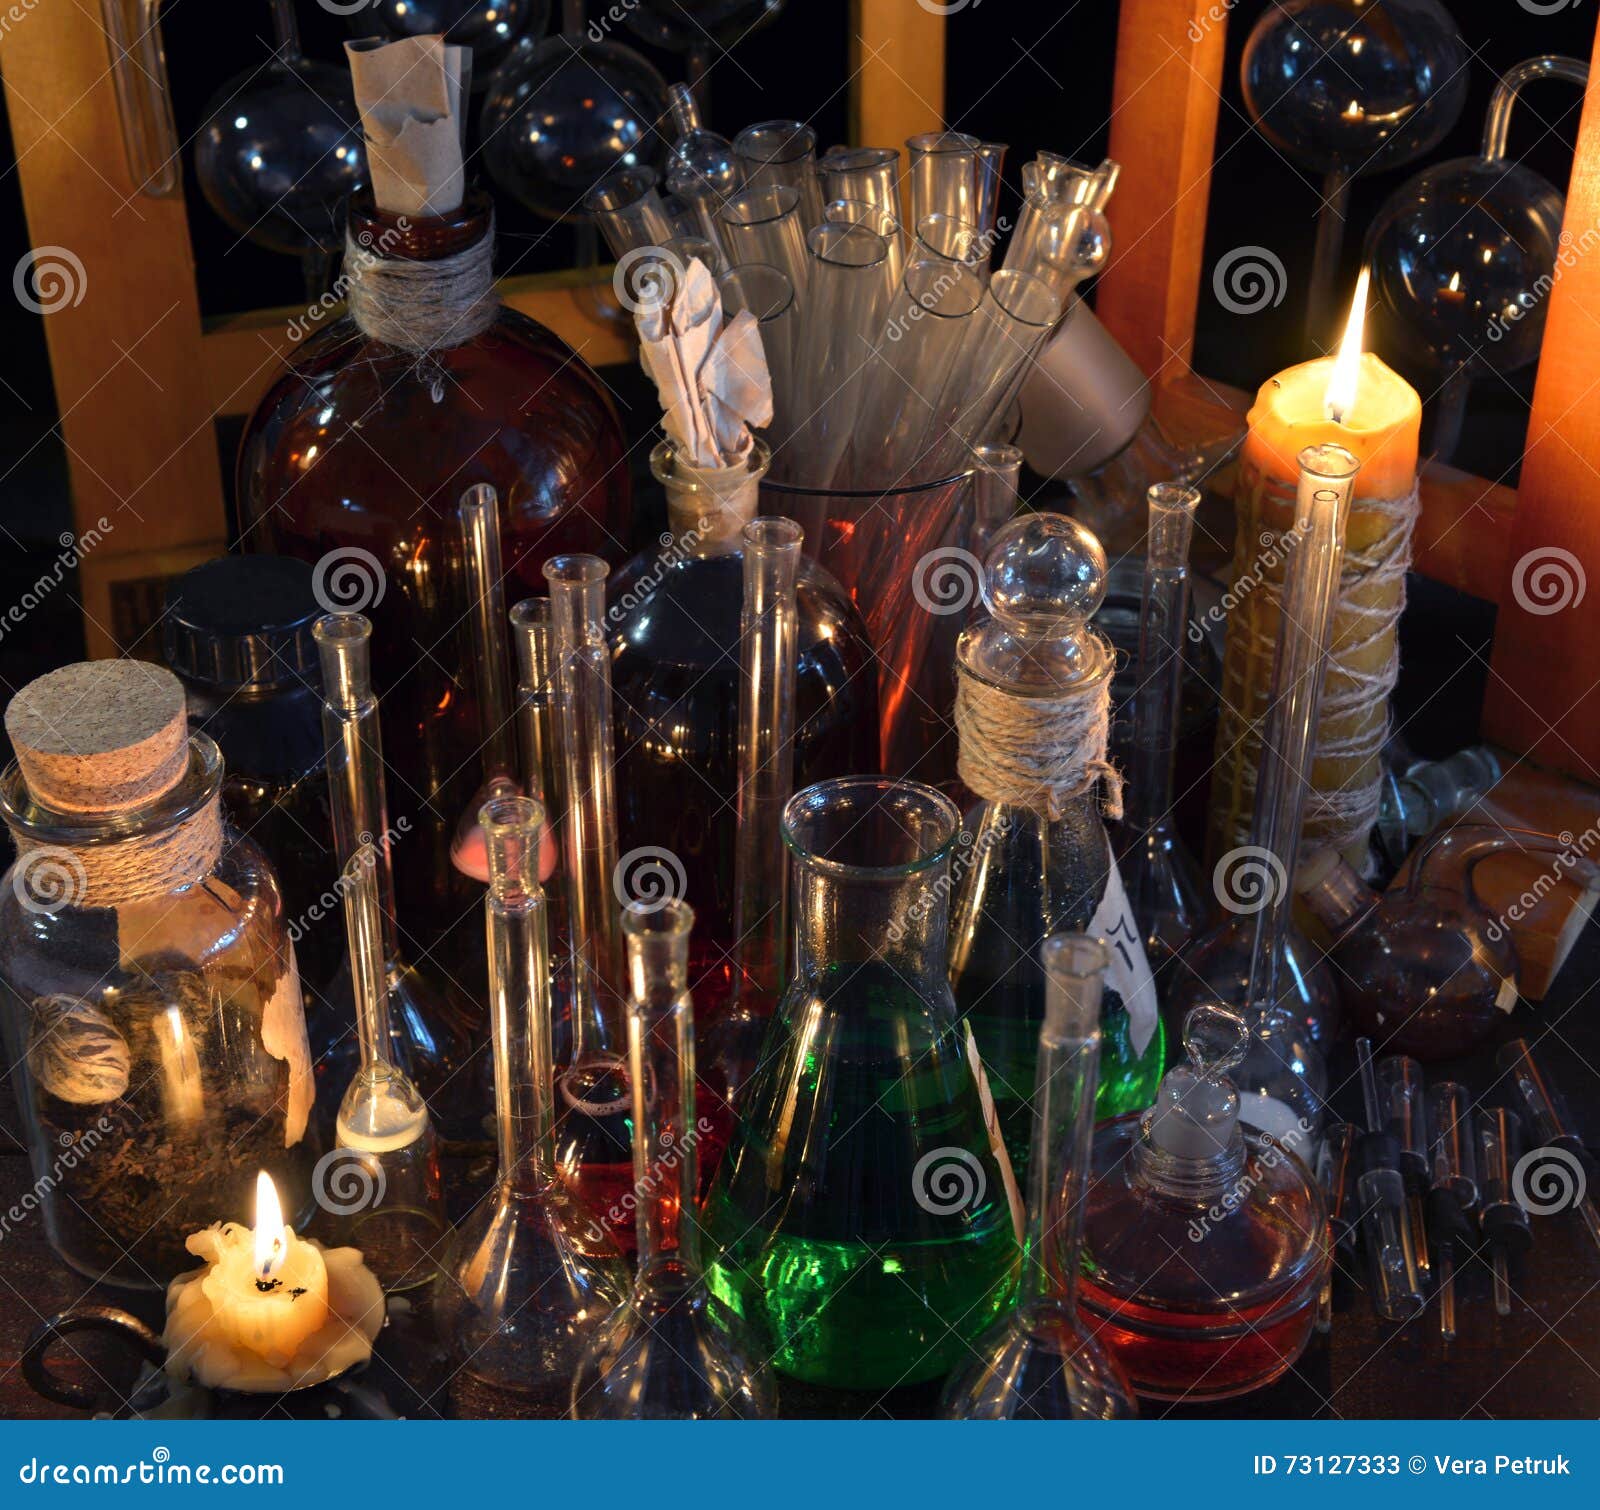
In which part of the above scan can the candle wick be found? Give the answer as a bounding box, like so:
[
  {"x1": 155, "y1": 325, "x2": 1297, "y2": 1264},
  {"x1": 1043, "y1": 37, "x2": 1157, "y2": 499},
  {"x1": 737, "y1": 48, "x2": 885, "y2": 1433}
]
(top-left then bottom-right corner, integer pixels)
[{"x1": 254, "y1": 1277, "x2": 283, "y2": 1294}]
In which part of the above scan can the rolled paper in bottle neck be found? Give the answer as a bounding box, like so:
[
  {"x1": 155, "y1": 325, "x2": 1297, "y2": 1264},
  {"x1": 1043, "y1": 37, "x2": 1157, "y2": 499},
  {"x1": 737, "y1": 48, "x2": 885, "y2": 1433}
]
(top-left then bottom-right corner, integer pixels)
[
  {"x1": 4, "y1": 661, "x2": 223, "y2": 909},
  {"x1": 664, "y1": 457, "x2": 760, "y2": 550},
  {"x1": 346, "y1": 37, "x2": 469, "y2": 218}
]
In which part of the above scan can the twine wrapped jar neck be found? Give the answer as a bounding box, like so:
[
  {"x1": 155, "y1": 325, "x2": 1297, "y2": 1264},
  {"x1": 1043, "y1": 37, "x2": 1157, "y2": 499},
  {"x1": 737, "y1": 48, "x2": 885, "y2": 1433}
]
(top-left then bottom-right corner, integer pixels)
[
  {"x1": 650, "y1": 438, "x2": 773, "y2": 556},
  {"x1": 2, "y1": 662, "x2": 223, "y2": 911},
  {"x1": 954, "y1": 512, "x2": 1122, "y2": 820},
  {"x1": 345, "y1": 192, "x2": 499, "y2": 355}
]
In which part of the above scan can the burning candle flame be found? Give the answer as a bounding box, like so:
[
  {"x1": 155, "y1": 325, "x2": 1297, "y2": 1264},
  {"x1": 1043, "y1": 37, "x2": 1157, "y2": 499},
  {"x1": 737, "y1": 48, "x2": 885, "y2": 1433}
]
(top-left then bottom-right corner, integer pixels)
[
  {"x1": 253, "y1": 1170, "x2": 286, "y2": 1281},
  {"x1": 1325, "y1": 266, "x2": 1369, "y2": 425}
]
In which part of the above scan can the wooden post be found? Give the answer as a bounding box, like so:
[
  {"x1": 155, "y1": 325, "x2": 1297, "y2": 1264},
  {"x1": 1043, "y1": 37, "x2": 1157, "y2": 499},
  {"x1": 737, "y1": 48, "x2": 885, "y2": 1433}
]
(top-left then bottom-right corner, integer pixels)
[
  {"x1": 1096, "y1": 0, "x2": 1227, "y2": 384},
  {"x1": 849, "y1": 0, "x2": 946, "y2": 147},
  {"x1": 1482, "y1": 25, "x2": 1600, "y2": 783},
  {"x1": 3, "y1": 0, "x2": 227, "y2": 656}
]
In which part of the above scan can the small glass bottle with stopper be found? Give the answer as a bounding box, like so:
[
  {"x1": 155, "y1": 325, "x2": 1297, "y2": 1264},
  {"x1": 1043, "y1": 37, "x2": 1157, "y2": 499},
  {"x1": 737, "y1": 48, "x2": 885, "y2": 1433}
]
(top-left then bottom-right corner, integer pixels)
[
  {"x1": 329, "y1": 844, "x2": 446, "y2": 1292},
  {"x1": 942, "y1": 935, "x2": 1138, "y2": 1420},
  {"x1": 1080, "y1": 1004, "x2": 1329, "y2": 1401},
  {"x1": 948, "y1": 512, "x2": 1163, "y2": 1180},
  {"x1": 571, "y1": 899, "x2": 776, "y2": 1418},
  {"x1": 433, "y1": 796, "x2": 627, "y2": 1409},
  {"x1": 312, "y1": 613, "x2": 476, "y2": 1139}
]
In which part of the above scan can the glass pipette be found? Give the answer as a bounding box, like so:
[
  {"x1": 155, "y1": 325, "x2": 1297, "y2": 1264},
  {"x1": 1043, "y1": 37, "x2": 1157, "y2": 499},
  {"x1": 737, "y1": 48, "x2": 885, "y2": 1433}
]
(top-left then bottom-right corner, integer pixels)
[
  {"x1": 1496, "y1": 1038, "x2": 1600, "y2": 1256},
  {"x1": 1424, "y1": 1082, "x2": 1477, "y2": 1342},
  {"x1": 1355, "y1": 1036, "x2": 1425, "y2": 1321},
  {"x1": 1477, "y1": 1106, "x2": 1532, "y2": 1317}
]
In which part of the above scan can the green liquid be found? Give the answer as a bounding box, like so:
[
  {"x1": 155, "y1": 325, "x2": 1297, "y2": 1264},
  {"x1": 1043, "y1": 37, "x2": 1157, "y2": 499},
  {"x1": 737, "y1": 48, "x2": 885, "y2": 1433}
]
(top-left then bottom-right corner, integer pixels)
[{"x1": 702, "y1": 962, "x2": 1019, "y2": 1390}]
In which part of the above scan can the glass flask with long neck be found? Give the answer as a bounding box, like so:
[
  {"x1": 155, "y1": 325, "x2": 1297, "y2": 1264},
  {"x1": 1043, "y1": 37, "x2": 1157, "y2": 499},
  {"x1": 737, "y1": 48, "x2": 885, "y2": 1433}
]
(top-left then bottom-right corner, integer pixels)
[
  {"x1": 663, "y1": 82, "x2": 737, "y2": 254},
  {"x1": 510, "y1": 596, "x2": 566, "y2": 941},
  {"x1": 948, "y1": 513, "x2": 1164, "y2": 1183},
  {"x1": 942, "y1": 936, "x2": 1139, "y2": 1420},
  {"x1": 1167, "y1": 444, "x2": 1363, "y2": 1149},
  {"x1": 1081, "y1": 1004, "x2": 1329, "y2": 1401},
  {"x1": 545, "y1": 554, "x2": 636, "y2": 1249},
  {"x1": 1117, "y1": 483, "x2": 1207, "y2": 982},
  {"x1": 571, "y1": 900, "x2": 777, "y2": 1418},
  {"x1": 433, "y1": 796, "x2": 626, "y2": 1410},
  {"x1": 609, "y1": 443, "x2": 878, "y2": 1024},
  {"x1": 703, "y1": 778, "x2": 1020, "y2": 1392},
  {"x1": 331, "y1": 844, "x2": 446, "y2": 1292},
  {"x1": 312, "y1": 613, "x2": 476, "y2": 1139},
  {"x1": 1298, "y1": 825, "x2": 1596, "y2": 1060},
  {"x1": 697, "y1": 518, "x2": 802, "y2": 1174}
]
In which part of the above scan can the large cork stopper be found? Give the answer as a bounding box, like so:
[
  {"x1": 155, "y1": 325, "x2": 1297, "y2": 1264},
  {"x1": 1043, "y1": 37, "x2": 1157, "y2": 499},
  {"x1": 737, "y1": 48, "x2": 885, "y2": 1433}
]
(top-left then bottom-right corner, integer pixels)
[{"x1": 6, "y1": 661, "x2": 190, "y2": 814}]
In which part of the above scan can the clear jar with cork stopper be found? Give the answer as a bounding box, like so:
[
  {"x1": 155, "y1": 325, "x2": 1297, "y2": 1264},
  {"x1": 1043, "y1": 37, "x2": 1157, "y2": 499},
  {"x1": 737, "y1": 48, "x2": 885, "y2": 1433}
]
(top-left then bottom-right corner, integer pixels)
[{"x1": 0, "y1": 662, "x2": 315, "y2": 1290}]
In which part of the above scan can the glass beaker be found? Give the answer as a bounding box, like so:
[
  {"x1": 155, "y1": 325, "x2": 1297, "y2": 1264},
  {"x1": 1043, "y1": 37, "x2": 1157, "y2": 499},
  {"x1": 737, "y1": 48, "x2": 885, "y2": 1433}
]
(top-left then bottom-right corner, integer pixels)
[
  {"x1": 942, "y1": 936, "x2": 1138, "y2": 1419},
  {"x1": 570, "y1": 900, "x2": 776, "y2": 1417},
  {"x1": 433, "y1": 797, "x2": 627, "y2": 1407},
  {"x1": 702, "y1": 778, "x2": 1020, "y2": 1391}
]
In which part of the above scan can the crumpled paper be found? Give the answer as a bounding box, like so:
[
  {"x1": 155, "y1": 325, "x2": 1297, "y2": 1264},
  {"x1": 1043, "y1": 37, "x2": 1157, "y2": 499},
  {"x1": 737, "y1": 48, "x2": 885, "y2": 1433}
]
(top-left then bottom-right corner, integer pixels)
[
  {"x1": 346, "y1": 36, "x2": 469, "y2": 218},
  {"x1": 636, "y1": 258, "x2": 773, "y2": 468}
]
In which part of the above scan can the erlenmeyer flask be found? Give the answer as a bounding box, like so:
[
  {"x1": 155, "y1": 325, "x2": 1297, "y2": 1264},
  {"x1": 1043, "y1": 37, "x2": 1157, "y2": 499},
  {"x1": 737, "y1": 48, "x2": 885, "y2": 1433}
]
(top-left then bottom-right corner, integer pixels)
[
  {"x1": 433, "y1": 797, "x2": 627, "y2": 1407},
  {"x1": 331, "y1": 845, "x2": 447, "y2": 1293},
  {"x1": 943, "y1": 936, "x2": 1137, "y2": 1420},
  {"x1": 703, "y1": 778, "x2": 1021, "y2": 1391},
  {"x1": 544, "y1": 555, "x2": 635, "y2": 1249},
  {"x1": 312, "y1": 614, "x2": 478, "y2": 1140},
  {"x1": 571, "y1": 900, "x2": 776, "y2": 1417}
]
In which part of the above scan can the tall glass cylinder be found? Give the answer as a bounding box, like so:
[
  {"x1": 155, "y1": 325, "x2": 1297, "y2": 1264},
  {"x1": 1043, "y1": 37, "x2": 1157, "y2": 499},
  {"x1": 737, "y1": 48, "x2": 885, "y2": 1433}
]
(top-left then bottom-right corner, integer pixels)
[
  {"x1": 718, "y1": 182, "x2": 811, "y2": 301},
  {"x1": 1119, "y1": 483, "x2": 1206, "y2": 977},
  {"x1": 823, "y1": 198, "x2": 904, "y2": 292},
  {"x1": 703, "y1": 778, "x2": 1019, "y2": 1390},
  {"x1": 544, "y1": 553, "x2": 634, "y2": 1246},
  {"x1": 733, "y1": 119, "x2": 822, "y2": 227},
  {"x1": 717, "y1": 262, "x2": 799, "y2": 461}
]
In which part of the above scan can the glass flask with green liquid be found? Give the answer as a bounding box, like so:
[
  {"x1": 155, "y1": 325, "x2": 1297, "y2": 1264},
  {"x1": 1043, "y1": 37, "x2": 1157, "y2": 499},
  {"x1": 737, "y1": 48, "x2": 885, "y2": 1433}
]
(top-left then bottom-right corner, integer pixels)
[
  {"x1": 702, "y1": 777, "x2": 1021, "y2": 1391},
  {"x1": 948, "y1": 513, "x2": 1164, "y2": 1181}
]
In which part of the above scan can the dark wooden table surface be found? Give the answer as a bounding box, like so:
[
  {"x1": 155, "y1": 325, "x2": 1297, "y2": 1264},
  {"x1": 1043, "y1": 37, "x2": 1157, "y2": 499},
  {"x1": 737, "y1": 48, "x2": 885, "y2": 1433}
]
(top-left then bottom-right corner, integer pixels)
[{"x1": 4, "y1": 921, "x2": 1598, "y2": 1421}]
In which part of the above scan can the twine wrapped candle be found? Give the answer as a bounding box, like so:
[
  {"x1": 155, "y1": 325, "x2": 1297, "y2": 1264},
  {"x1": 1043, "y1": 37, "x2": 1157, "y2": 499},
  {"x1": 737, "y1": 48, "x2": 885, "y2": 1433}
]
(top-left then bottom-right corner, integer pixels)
[{"x1": 1208, "y1": 275, "x2": 1422, "y2": 867}]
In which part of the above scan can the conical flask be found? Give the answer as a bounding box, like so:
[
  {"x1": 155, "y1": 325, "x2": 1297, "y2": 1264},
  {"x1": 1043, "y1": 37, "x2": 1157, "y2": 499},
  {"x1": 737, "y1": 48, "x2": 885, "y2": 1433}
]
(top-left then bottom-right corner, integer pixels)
[
  {"x1": 330, "y1": 843, "x2": 446, "y2": 1293},
  {"x1": 703, "y1": 777, "x2": 1021, "y2": 1391},
  {"x1": 312, "y1": 612, "x2": 477, "y2": 1139},
  {"x1": 433, "y1": 796, "x2": 627, "y2": 1407},
  {"x1": 570, "y1": 899, "x2": 776, "y2": 1418},
  {"x1": 943, "y1": 936, "x2": 1138, "y2": 1419}
]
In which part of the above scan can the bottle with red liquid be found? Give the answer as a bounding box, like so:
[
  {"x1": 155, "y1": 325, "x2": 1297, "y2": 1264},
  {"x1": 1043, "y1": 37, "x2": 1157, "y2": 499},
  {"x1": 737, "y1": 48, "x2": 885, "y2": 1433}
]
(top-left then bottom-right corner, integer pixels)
[
  {"x1": 1080, "y1": 1004, "x2": 1328, "y2": 1402},
  {"x1": 609, "y1": 440, "x2": 877, "y2": 1022},
  {"x1": 237, "y1": 190, "x2": 632, "y2": 962}
]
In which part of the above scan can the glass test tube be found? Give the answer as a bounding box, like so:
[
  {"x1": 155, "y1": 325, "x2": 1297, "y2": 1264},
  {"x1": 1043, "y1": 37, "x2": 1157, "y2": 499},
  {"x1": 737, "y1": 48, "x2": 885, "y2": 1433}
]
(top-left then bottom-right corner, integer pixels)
[
  {"x1": 1477, "y1": 1106, "x2": 1531, "y2": 1317},
  {"x1": 718, "y1": 182, "x2": 811, "y2": 300},
  {"x1": 817, "y1": 145, "x2": 901, "y2": 222},
  {"x1": 907, "y1": 130, "x2": 981, "y2": 228},
  {"x1": 970, "y1": 443, "x2": 1023, "y2": 562},
  {"x1": 824, "y1": 198, "x2": 904, "y2": 292},
  {"x1": 718, "y1": 262, "x2": 799, "y2": 462},
  {"x1": 1426, "y1": 1082, "x2": 1478, "y2": 1342},
  {"x1": 584, "y1": 165, "x2": 676, "y2": 259},
  {"x1": 1377, "y1": 1054, "x2": 1432, "y2": 1280},
  {"x1": 733, "y1": 119, "x2": 822, "y2": 228}
]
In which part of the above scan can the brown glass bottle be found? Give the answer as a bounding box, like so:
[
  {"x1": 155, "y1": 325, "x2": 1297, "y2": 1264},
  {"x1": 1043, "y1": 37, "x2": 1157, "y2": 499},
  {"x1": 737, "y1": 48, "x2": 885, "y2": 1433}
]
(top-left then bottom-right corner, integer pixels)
[{"x1": 238, "y1": 192, "x2": 632, "y2": 959}]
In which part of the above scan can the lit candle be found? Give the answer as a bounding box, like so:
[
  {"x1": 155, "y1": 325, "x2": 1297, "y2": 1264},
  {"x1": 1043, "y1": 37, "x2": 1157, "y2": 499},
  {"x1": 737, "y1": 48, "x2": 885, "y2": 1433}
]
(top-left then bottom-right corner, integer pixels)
[
  {"x1": 1210, "y1": 269, "x2": 1423, "y2": 866},
  {"x1": 164, "y1": 1171, "x2": 383, "y2": 1392}
]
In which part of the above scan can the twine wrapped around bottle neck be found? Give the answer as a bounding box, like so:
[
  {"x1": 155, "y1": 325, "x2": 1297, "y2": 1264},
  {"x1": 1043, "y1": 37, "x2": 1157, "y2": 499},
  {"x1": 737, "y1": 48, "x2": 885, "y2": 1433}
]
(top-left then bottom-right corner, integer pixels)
[
  {"x1": 345, "y1": 222, "x2": 498, "y2": 354},
  {"x1": 954, "y1": 663, "x2": 1124, "y2": 821},
  {"x1": 9, "y1": 807, "x2": 224, "y2": 911}
]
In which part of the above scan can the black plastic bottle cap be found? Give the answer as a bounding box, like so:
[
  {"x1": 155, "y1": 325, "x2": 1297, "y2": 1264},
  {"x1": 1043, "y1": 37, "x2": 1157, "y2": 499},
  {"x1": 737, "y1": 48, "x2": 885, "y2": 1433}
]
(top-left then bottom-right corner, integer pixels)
[{"x1": 164, "y1": 556, "x2": 321, "y2": 690}]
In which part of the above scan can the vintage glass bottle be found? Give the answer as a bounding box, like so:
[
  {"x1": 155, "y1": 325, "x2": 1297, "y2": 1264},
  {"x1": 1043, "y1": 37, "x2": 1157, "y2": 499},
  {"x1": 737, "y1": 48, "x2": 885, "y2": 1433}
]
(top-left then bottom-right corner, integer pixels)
[
  {"x1": 237, "y1": 191, "x2": 632, "y2": 957},
  {"x1": 942, "y1": 935, "x2": 1138, "y2": 1420},
  {"x1": 0, "y1": 662, "x2": 314, "y2": 1287},
  {"x1": 703, "y1": 778, "x2": 1020, "y2": 1391},
  {"x1": 609, "y1": 439, "x2": 878, "y2": 1020},
  {"x1": 1079, "y1": 1006, "x2": 1329, "y2": 1401},
  {"x1": 571, "y1": 900, "x2": 776, "y2": 1418},
  {"x1": 433, "y1": 796, "x2": 627, "y2": 1409},
  {"x1": 948, "y1": 513, "x2": 1164, "y2": 1182}
]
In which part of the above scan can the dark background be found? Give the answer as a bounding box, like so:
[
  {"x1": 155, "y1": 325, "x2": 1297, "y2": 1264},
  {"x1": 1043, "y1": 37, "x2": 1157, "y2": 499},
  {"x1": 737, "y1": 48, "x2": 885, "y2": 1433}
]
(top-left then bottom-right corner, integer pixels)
[{"x1": 0, "y1": 0, "x2": 1595, "y2": 694}]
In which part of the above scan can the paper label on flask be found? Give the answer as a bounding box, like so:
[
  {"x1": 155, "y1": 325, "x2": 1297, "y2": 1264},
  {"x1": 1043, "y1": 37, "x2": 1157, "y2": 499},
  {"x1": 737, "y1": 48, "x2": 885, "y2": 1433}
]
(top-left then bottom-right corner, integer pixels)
[{"x1": 1086, "y1": 839, "x2": 1159, "y2": 1057}]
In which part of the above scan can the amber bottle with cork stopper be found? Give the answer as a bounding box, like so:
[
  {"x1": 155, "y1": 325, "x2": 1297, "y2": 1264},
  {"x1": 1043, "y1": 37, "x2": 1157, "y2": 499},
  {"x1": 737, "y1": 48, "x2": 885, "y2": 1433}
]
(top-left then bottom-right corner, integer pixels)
[
  {"x1": 237, "y1": 35, "x2": 631, "y2": 963},
  {"x1": 0, "y1": 662, "x2": 314, "y2": 1288}
]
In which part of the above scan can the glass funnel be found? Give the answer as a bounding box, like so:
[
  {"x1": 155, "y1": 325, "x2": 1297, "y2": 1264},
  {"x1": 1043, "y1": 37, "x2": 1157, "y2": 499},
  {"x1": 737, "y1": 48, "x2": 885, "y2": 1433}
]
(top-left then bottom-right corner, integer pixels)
[
  {"x1": 330, "y1": 845, "x2": 446, "y2": 1293},
  {"x1": 948, "y1": 513, "x2": 1164, "y2": 1183},
  {"x1": 545, "y1": 555, "x2": 635, "y2": 1250},
  {"x1": 702, "y1": 778, "x2": 1020, "y2": 1391},
  {"x1": 1117, "y1": 483, "x2": 1207, "y2": 984},
  {"x1": 571, "y1": 901, "x2": 776, "y2": 1417},
  {"x1": 432, "y1": 797, "x2": 627, "y2": 1408},
  {"x1": 312, "y1": 613, "x2": 477, "y2": 1141},
  {"x1": 942, "y1": 936, "x2": 1138, "y2": 1420}
]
